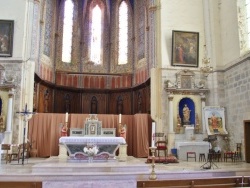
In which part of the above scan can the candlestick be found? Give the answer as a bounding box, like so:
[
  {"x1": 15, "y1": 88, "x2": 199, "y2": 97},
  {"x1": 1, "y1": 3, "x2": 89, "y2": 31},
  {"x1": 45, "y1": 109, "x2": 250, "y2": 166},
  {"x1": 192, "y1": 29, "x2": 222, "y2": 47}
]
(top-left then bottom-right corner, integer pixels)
[
  {"x1": 119, "y1": 114, "x2": 121, "y2": 124},
  {"x1": 151, "y1": 122, "x2": 156, "y2": 147},
  {"x1": 149, "y1": 147, "x2": 157, "y2": 180},
  {"x1": 65, "y1": 112, "x2": 68, "y2": 123}
]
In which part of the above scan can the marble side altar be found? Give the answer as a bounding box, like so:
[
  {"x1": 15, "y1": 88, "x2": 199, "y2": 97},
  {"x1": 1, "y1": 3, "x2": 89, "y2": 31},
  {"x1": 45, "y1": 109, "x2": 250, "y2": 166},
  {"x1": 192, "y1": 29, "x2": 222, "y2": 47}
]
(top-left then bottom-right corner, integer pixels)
[
  {"x1": 59, "y1": 136, "x2": 126, "y2": 161},
  {"x1": 175, "y1": 141, "x2": 210, "y2": 161}
]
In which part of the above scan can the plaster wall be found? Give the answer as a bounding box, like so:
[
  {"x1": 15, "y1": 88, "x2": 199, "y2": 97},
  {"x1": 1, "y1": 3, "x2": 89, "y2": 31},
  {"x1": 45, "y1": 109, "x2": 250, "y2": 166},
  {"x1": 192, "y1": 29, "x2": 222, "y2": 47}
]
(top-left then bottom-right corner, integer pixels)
[
  {"x1": 0, "y1": 0, "x2": 35, "y2": 144},
  {"x1": 0, "y1": 0, "x2": 27, "y2": 60},
  {"x1": 160, "y1": 0, "x2": 205, "y2": 68},
  {"x1": 219, "y1": 0, "x2": 240, "y2": 67}
]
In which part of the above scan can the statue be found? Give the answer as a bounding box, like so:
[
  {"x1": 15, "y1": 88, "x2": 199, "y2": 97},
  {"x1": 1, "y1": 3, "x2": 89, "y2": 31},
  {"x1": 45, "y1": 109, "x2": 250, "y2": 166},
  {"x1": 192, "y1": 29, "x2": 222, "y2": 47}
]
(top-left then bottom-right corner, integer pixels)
[
  {"x1": 0, "y1": 115, "x2": 5, "y2": 132},
  {"x1": 195, "y1": 113, "x2": 200, "y2": 133},
  {"x1": 176, "y1": 114, "x2": 181, "y2": 133},
  {"x1": 120, "y1": 124, "x2": 127, "y2": 141},
  {"x1": 60, "y1": 123, "x2": 68, "y2": 137},
  {"x1": 182, "y1": 104, "x2": 191, "y2": 125}
]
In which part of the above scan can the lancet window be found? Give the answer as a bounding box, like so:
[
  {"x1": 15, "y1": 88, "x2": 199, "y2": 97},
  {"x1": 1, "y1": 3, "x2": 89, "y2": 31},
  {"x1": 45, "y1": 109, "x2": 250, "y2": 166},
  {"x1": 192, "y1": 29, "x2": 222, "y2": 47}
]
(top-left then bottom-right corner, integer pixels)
[{"x1": 62, "y1": 0, "x2": 74, "y2": 63}]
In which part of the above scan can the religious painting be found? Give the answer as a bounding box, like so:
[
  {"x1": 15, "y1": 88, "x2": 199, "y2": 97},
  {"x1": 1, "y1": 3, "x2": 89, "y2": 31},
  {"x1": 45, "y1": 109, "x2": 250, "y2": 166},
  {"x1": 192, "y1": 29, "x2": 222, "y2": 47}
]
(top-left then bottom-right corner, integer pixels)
[
  {"x1": 203, "y1": 106, "x2": 228, "y2": 135},
  {"x1": 0, "y1": 20, "x2": 14, "y2": 57},
  {"x1": 171, "y1": 30, "x2": 199, "y2": 67}
]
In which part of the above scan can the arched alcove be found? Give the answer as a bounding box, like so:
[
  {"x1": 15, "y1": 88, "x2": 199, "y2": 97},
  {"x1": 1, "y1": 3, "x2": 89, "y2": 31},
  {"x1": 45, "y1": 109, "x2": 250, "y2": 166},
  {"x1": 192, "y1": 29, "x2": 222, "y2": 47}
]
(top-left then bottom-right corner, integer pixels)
[{"x1": 179, "y1": 97, "x2": 195, "y2": 126}]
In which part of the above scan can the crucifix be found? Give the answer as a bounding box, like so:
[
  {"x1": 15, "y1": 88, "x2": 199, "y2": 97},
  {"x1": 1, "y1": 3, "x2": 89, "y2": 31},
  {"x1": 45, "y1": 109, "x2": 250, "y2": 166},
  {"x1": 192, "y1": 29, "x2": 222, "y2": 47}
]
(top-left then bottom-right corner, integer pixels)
[{"x1": 16, "y1": 104, "x2": 35, "y2": 165}]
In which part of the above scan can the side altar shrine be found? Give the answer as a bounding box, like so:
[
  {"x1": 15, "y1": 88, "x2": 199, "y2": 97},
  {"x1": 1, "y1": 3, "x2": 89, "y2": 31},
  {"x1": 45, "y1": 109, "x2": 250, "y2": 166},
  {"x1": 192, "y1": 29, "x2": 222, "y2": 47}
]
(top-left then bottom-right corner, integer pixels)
[{"x1": 59, "y1": 114, "x2": 127, "y2": 162}]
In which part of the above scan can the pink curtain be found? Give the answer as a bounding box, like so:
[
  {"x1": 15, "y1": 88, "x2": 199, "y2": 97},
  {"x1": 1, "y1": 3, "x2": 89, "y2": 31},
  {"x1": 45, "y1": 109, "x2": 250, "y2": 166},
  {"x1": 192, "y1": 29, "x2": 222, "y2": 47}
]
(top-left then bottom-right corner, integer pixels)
[{"x1": 28, "y1": 113, "x2": 152, "y2": 158}]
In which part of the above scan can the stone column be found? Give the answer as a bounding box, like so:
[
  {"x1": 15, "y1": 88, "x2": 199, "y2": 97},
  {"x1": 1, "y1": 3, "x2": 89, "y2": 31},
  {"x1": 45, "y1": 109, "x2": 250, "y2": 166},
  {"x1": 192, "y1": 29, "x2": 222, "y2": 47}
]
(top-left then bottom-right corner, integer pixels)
[
  {"x1": 6, "y1": 88, "x2": 15, "y2": 132},
  {"x1": 168, "y1": 94, "x2": 174, "y2": 133},
  {"x1": 118, "y1": 144, "x2": 128, "y2": 161},
  {"x1": 168, "y1": 93, "x2": 175, "y2": 154},
  {"x1": 58, "y1": 143, "x2": 68, "y2": 159},
  {"x1": 200, "y1": 93, "x2": 206, "y2": 133}
]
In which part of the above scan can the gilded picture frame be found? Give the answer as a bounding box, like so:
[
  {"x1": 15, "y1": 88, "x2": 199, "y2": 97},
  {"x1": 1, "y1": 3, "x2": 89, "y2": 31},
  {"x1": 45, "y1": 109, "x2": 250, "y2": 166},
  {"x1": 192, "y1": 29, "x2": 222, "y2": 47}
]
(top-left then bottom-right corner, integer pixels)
[
  {"x1": 0, "y1": 20, "x2": 14, "y2": 57},
  {"x1": 172, "y1": 30, "x2": 199, "y2": 67},
  {"x1": 203, "y1": 106, "x2": 228, "y2": 135}
]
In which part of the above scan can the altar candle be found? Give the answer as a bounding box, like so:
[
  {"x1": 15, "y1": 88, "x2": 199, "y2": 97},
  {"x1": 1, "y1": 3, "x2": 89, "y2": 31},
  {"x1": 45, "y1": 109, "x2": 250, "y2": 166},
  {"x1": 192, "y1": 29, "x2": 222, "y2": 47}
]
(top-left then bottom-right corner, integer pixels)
[
  {"x1": 151, "y1": 122, "x2": 156, "y2": 147},
  {"x1": 65, "y1": 112, "x2": 68, "y2": 123},
  {"x1": 119, "y1": 114, "x2": 122, "y2": 124}
]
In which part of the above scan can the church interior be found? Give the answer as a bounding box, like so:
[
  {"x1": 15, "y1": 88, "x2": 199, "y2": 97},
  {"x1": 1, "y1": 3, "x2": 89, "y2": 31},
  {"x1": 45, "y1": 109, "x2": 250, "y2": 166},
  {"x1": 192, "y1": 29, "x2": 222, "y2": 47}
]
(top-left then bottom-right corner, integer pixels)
[{"x1": 1, "y1": 0, "x2": 250, "y2": 187}]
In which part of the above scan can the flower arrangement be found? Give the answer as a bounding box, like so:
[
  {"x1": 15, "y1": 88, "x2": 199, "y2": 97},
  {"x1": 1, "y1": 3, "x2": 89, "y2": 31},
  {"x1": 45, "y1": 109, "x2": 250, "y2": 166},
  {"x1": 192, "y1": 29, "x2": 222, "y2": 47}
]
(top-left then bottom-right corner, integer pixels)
[{"x1": 83, "y1": 144, "x2": 99, "y2": 157}]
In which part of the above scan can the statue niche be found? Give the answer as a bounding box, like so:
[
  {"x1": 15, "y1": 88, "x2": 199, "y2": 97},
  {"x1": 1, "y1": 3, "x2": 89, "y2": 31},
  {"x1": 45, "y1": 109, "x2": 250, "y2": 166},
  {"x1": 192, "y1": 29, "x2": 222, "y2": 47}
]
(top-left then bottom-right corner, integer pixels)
[{"x1": 179, "y1": 98, "x2": 195, "y2": 127}]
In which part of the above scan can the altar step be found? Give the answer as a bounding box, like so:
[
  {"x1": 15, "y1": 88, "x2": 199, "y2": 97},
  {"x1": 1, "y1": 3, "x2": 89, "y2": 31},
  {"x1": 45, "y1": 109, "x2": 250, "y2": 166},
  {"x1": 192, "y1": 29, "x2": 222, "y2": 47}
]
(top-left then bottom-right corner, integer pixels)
[{"x1": 32, "y1": 156, "x2": 150, "y2": 174}]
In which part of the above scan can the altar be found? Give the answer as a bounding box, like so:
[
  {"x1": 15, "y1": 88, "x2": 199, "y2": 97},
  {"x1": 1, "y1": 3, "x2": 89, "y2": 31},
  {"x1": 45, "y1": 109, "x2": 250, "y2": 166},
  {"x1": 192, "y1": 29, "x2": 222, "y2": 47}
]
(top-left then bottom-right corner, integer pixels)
[
  {"x1": 59, "y1": 136, "x2": 126, "y2": 161},
  {"x1": 175, "y1": 141, "x2": 210, "y2": 161}
]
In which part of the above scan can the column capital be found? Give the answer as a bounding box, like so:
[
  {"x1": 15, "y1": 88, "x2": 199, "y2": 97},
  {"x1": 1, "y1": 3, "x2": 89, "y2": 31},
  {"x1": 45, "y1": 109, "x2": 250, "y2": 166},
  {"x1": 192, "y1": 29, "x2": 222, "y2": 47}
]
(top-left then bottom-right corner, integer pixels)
[
  {"x1": 168, "y1": 94, "x2": 174, "y2": 101},
  {"x1": 200, "y1": 93, "x2": 206, "y2": 102},
  {"x1": 8, "y1": 88, "x2": 15, "y2": 98}
]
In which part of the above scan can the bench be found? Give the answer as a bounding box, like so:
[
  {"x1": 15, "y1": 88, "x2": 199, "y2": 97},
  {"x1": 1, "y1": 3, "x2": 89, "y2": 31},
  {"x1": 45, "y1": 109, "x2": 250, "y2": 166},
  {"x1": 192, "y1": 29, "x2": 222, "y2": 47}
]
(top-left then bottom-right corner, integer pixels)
[
  {"x1": 0, "y1": 182, "x2": 42, "y2": 188},
  {"x1": 137, "y1": 176, "x2": 250, "y2": 188}
]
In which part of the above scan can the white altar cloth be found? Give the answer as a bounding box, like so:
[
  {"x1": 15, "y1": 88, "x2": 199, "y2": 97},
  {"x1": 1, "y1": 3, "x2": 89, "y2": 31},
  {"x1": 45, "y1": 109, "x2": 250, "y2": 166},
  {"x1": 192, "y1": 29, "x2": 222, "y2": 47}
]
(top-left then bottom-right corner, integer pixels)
[
  {"x1": 59, "y1": 136, "x2": 126, "y2": 144},
  {"x1": 175, "y1": 141, "x2": 210, "y2": 161},
  {"x1": 59, "y1": 137, "x2": 126, "y2": 161}
]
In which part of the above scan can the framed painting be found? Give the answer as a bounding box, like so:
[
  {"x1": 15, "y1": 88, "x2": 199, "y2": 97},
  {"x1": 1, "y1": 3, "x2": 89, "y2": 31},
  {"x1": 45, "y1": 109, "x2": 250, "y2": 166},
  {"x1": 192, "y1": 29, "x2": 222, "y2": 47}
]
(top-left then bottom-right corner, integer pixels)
[
  {"x1": 0, "y1": 20, "x2": 14, "y2": 57},
  {"x1": 172, "y1": 30, "x2": 199, "y2": 67},
  {"x1": 203, "y1": 106, "x2": 228, "y2": 135}
]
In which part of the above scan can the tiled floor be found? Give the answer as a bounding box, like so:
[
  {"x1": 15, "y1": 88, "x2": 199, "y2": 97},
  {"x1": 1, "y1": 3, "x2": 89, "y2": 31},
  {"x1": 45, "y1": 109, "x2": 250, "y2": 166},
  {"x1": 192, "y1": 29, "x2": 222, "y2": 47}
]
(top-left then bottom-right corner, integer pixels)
[
  {"x1": 0, "y1": 157, "x2": 250, "y2": 176},
  {"x1": 1, "y1": 157, "x2": 249, "y2": 188}
]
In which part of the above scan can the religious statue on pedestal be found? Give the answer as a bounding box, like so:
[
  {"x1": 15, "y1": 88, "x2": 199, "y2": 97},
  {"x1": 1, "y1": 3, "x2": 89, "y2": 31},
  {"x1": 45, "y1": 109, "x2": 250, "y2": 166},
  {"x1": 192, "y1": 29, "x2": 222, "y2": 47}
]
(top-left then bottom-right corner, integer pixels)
[
  {"x1": 119, "y1": 124, "x2": 127, "y2": 141},
  {"x1": 182, "y1": 104, "x2": 191, "y2": 125},
  {"x1": 195, "y1": 113, "x2": 200, "y2": 133},
  {"x1": 61, "y1": 123, "x2": 68, "y2": 137},
  {"x1": 0, "y1": 115, "x2": 5, "y2": 133},
  {"x1": 175, "y1": 114, "x2": 181, "y2": 133}
]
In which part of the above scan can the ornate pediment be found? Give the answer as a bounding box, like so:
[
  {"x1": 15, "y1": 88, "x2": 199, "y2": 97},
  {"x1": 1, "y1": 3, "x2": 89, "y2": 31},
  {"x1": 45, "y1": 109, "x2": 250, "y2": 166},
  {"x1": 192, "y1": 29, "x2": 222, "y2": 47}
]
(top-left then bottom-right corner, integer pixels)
[
  {"x1": 164, "y1": 69, "x2": 209, "y2": 95},
  {"x1": 0, "y1": 65, "x2": 15, "y2": 90}
]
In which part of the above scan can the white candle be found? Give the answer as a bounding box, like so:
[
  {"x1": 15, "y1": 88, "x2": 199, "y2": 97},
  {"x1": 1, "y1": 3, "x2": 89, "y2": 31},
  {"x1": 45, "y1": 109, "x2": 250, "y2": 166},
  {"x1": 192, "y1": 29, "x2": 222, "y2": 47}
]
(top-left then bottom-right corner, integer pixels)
[
  {"x1": 65, "y1": 112, "x2": 68, "y2": 123},
  {"x1": 151, "y1": 122, "x2": 156, "y2": 147},
  {"x1": 119, "y1": 114, "x2": 122, "y2": 124}
]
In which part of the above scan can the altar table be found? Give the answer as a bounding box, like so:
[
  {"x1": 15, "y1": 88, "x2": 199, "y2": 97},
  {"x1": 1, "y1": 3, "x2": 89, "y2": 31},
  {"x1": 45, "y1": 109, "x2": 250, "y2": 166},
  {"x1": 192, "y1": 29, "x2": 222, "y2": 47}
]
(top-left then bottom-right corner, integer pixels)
[
  {"x1": 175, "y1": 141, "x2": 210, "y2": 161},
  {"x1": 59, "y1": 136, "x2": 126, "y2": 161}
]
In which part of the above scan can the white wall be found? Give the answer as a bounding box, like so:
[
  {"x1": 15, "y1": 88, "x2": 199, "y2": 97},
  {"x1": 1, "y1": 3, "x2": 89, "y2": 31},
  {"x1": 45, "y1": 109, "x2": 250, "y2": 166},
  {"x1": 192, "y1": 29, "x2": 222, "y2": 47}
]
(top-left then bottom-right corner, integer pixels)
[
  {"x1": 160, "y1": 0, "x2": 205, "y2": 68},
  {"x1": 0, "y1": 0, "x2": 27, "y2": 60},
  {"x1": 219, "y1": 0, "x2": 240, "y2": 67}
]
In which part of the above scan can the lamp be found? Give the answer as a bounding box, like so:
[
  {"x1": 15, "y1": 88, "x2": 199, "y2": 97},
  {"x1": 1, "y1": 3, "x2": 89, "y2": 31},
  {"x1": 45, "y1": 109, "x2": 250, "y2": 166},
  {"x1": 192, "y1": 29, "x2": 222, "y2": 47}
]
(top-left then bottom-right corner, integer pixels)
[{"x1": 200, "y1": 45, "x2": 213, "y2": 76}]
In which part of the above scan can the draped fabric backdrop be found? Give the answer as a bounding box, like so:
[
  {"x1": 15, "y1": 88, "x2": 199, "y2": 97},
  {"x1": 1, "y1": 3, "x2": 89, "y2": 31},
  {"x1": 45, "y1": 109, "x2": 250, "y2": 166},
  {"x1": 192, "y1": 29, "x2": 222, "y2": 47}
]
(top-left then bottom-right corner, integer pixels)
[{"x1": 28, "y1": 113, "x2": 152, "y2": 158}]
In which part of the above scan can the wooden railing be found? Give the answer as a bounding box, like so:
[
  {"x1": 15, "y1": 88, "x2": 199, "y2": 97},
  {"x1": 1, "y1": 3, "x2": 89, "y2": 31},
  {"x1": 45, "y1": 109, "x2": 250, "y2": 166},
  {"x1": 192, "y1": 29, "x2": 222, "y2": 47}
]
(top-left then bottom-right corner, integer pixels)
[
  {"x1": 137, "y1": 176, "x2": 250, "y2": 188},
  {"x1": 0, "y1": 182, "x2": 42, "y2": 188}
]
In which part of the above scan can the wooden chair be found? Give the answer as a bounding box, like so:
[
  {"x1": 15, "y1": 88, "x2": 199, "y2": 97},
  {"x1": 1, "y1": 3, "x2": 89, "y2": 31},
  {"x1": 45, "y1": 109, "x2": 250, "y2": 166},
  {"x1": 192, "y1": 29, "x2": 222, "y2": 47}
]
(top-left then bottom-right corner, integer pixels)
[
  {"x1": 8, "y1": 143, "x2": 30, "y2": 163},
  {"x1": 155, "y1": 133, "x2": 168, "y2": 157},
  {"x1": 236, "y1": 143, "x2": 242, "y2": 161},
  {"x1": 17, "y1": 143, "x2": 30, "y2": 163},
  {"x1": 8, "y1": 144, "x2": 19, "y2": 163},
  {"x1": 1, "y1": 144, "x2": 11, "y2": 164}
]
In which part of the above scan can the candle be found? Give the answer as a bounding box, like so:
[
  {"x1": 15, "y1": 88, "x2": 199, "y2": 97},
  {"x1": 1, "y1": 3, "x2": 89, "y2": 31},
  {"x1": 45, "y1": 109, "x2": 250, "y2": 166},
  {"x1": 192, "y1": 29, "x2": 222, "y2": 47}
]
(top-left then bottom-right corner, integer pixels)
[
  {"x1": 65, "y1": 112, "x2": 68, "y2": 123},
  {"x1": 151, "y1": 122, "x2": 156, "y2": 147},
  {"x1": 119, "y1": 114, "x2": 122, "y2": 124}
]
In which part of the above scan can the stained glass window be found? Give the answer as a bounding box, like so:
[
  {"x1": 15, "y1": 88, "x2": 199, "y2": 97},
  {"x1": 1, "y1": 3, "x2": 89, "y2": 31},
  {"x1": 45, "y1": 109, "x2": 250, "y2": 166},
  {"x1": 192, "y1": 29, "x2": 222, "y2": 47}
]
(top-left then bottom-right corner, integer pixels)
[
  {"x1": 62, "y1": 0, "x2": 73, "y2": 63},
  {"x1": 90, "y1": 5, "x2": 102, "y2": 64},
  {"x1": 118, "y1": 1, "x2": 128, "y2": 65}
]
